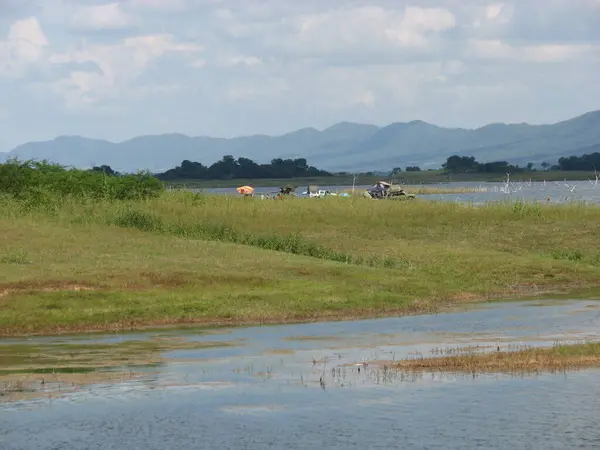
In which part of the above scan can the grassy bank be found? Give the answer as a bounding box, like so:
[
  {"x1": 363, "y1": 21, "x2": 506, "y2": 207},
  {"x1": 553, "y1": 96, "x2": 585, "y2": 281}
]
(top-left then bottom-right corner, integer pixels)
[
  {"x1": 393, "y1": 342, "x2": 600, "y2": 374},
  {"x1": 2, "y1": 187, "x2": 600, "y2": 336},
  {"x1": 166, "y1": 170, "x2": 599, "y2": 189}
]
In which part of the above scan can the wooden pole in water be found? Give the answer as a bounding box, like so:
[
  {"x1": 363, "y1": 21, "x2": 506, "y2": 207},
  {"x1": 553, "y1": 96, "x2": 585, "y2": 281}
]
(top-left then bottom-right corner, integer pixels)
[{"x1": 352, "y1": 173, "x2": 356, "y2": 195}]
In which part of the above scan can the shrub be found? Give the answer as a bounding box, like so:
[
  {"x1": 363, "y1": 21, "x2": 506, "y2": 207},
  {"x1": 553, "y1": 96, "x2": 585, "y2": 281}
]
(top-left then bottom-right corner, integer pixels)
[{"x1": 0, "y1": 158, "x2": 164, "y2": 202}]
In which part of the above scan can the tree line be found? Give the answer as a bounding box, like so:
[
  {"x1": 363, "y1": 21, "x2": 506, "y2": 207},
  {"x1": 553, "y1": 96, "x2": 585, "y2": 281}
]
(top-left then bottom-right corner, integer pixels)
[
  {"x1": 73, "y1": 151, "x2": 600, "y2": 181},
  {"x1": 155, "y1": 155, "x2": 332, "y2": 180},
  {"x1": 441, "y1": 152, "x2": 600, "y2": 174},
  {"x1": 441, "y1": 155, "x2": 524, "y2": 174},
  {"x1": 554, "y1": 150, "x2": 600, "y2": 171}
]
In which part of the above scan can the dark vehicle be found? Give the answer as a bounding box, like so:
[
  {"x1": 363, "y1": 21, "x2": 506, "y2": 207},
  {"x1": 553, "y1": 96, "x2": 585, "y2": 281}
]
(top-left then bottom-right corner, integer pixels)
[
  {"x1": 280, "y1": 184, "x2": 296, "y2": 195},
  {"x1": 364, "y1": 181, "x2": 416, "y2": 200}
]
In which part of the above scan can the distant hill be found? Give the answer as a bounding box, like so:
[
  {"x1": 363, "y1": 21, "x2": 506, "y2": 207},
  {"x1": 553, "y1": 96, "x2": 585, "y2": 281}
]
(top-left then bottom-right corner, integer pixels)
[{"x1": 2, "y1": 110, "x2": 600, "y2": 173}]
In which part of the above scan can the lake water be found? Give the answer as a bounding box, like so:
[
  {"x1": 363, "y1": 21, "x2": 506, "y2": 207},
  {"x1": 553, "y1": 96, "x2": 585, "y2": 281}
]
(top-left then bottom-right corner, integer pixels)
[
  {"x1": 2, "y1": 299, "x2": 600, "y2": 449},
  {"x1": 198, "y1": 180, "x2": 600, "y2": 205}
]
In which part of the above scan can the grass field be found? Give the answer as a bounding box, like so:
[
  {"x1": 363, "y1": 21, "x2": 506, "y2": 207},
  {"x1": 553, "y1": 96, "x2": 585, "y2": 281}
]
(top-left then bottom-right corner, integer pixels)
[
  {"x1": 2, "y1": 191, "x2": 600, "y2": 336},
  {"x1": 165, "y1": 170, "x2": 599, "y2": 189}
]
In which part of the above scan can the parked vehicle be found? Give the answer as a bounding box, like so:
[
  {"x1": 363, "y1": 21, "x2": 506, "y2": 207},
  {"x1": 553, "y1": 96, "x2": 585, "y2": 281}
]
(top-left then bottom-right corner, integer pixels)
[
  {"x1": 303, "y1": 185, "x2": 336, "y2": 198},
  {"x1": 364, "y1": 181, "x2": 416, "y2": 200}
]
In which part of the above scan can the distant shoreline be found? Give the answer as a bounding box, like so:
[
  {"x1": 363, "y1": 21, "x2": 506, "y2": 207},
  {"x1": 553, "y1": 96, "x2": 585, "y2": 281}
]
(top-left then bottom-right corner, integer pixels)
[{"x1": 163, "y1": 170, "x2": 598, "y2": 189}]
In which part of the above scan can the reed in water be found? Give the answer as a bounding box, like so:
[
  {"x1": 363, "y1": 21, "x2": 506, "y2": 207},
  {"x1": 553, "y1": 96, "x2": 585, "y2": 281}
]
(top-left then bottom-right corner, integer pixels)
[{"x1": 393, "y1": 342, "x2": 600, "y2": 374}]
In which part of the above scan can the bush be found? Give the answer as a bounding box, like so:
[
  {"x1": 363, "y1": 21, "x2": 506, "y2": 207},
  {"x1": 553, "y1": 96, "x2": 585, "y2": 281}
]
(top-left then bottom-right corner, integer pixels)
[{"x1": 0, "y1": 158, "x2": 164, "y2": 202}]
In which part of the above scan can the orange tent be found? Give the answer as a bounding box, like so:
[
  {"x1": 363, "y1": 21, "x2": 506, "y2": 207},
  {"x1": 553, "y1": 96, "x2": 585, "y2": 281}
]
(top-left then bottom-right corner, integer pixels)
[{"x1": 236, "y1": 185, "x2": 254, "y2": 195}]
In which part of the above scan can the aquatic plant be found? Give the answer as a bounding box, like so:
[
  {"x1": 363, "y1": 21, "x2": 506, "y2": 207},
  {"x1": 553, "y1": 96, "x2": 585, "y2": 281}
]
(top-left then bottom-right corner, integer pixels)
[{"x1": 393, "y1": 341, "x2": 600, "y2": 374}]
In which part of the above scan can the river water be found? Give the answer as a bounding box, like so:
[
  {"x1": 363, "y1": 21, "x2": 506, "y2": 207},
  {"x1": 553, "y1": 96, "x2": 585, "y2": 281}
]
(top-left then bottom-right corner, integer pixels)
[
  {"x1": 2, "y1": 299, "x2": 600, "y2": 449},
  {"x1": 199, "y1": 180, "x2": 600, "y2": 205}
]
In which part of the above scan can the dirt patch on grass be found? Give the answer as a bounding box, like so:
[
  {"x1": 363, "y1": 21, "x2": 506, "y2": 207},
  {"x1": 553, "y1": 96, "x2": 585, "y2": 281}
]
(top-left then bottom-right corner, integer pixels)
[
  {"x1": 442, "y1": 281, "x2": 600, "y2": 306},
  {"x1": 125, "y1": 272, "x2": 268, "y2": 289},
  {"x1": 0, "y1": 281, "x2": 97, "y2": 298},
  {"x1": 0, "y1": 272, "x2": 271, "y2": 299}
]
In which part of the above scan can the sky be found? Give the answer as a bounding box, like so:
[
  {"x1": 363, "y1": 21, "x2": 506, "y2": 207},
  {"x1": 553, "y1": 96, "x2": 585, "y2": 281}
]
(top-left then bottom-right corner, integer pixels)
[{"x1": 1, "y1": 0, "x2": 599, "y2": 152}]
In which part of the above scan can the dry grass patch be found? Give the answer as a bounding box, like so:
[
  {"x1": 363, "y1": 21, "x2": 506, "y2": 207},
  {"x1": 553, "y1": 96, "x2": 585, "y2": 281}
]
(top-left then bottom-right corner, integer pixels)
[{"x1": 394, "y1": 342, "x2": 600, "y2": 374}]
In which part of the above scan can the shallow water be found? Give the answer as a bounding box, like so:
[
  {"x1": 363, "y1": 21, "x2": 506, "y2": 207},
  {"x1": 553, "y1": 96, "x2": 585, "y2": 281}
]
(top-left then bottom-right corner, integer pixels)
[
  {"x1": 200, "y1": 180, "x2": 600, "y2": 205},
  {"x1": 2, "y1": 299, "x2": 600, "y2": 449}
]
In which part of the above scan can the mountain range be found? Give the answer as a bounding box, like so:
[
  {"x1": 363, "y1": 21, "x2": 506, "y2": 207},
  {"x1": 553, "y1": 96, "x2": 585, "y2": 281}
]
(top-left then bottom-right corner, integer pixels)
[{"x1": 2, "y1": 109, "x2": 599, "y2": 173}]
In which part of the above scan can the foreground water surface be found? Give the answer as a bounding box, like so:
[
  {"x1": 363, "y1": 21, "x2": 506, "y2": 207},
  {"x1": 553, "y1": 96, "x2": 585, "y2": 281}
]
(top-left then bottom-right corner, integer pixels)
[{"x1": 2, "y1": 299, "x2": 600, "y2": 449}]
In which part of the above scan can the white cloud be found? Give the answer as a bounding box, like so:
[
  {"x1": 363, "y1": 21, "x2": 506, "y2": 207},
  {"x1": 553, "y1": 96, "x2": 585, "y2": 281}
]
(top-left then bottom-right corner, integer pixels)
[
  {"x1": 465, "y1": 39, "x2": 598, "y2": 63},
  {"x1": 69, "y1": 3, "x2": 135, "y2": 31},
  {"x1": 189, "y1": 59, "x2": 206, "y2": 68},
  {"x1": 126, "y1": 0, "x2": 191, "y2": 12},
  {"x1": 224, "y1": 55, "x2": 262, "y2": 67},
  {"x1": 223, "y1": 5, "x2": 457, "y2": 58},
  {"x1": 47, "y1": 34, "x2": 203, "y2": 107},
  {"x1": 0, "y1": 17, "x2": 49, "y2": 78},
  {"x1": 522, "y1": 43, "x2": 597, "y2": 63},
  {"x1": 225, "y1": 77, "x2": 290, "y2": 102},
  {"x1": 472, "y1": 2, "x2": 514, "y2": 27},
  {"x1": 401, "y1": 6, "x2": 456, "y2": 32},
  {"x1": 465, "y1": 39, "x2": 513, "y2": 59}
]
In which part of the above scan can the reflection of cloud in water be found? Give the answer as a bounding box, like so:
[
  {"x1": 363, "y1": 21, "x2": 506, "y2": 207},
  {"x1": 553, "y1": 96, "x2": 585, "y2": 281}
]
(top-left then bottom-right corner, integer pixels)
[
  {"x1": 220, "y1": 404, "x2": 286, "y2": 415},
  {"x1": 160, "y1": 381, "x2": 238, "y2": 391}
]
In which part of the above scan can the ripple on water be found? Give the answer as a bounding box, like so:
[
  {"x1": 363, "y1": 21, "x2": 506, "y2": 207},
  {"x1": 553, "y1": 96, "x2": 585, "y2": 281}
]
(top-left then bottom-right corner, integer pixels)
[
  {"x1": 220, "y1": 404, "x2": 286, "y2": 415},
  {"x1": 3, "y1": 300, "x2": 600, "y2": 449}
]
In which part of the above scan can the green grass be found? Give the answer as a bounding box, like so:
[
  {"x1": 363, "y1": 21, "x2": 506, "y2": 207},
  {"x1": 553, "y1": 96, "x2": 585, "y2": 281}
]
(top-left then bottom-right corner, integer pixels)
[
  {"x1": 1, "y1": 191, "x2": 600, "y2": 336},
  {"x1": 165, "y1": 170, "x2": 600, "y2": 188}
]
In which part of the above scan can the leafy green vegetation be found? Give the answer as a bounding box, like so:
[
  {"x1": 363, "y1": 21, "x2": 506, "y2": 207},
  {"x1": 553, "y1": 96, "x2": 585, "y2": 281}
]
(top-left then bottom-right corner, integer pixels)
[{"x1": 0, "y1": 158, "x2": 164, "y2": 204}]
